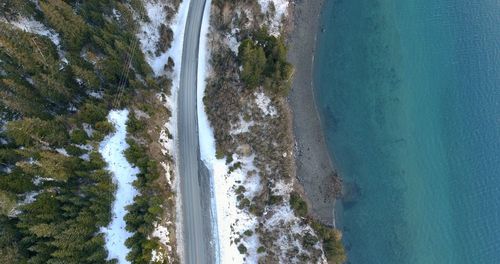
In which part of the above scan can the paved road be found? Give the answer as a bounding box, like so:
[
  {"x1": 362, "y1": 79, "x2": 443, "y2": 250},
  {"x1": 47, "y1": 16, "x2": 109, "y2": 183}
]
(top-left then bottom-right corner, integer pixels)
[{"x1": 178, "y1": 0, "x2": 211, "y2": 263}]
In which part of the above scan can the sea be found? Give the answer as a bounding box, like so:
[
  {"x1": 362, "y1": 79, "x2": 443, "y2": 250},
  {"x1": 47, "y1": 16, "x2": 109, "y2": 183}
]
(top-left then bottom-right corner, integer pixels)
[{"x1": 315, "y1": 0, "x2": 500, "y2": 263}]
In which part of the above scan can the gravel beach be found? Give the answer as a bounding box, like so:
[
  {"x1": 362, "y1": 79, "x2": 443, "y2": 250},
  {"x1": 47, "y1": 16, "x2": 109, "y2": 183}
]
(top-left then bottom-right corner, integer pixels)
[{"x1": 287, "y1": 0, "x2": 339, "y2": 226}]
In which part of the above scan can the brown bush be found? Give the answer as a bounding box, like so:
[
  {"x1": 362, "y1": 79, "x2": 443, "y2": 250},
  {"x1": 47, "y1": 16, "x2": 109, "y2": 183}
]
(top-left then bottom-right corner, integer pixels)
[{"x1": 156, "y1": 24, "x2": 174, "y2": 55}]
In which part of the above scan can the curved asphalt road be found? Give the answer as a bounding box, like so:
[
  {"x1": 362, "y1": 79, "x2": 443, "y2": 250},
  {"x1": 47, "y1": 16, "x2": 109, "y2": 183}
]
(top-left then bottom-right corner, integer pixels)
[{"x1": 178, "y1": 0, "x2": 211, "y2": 263}]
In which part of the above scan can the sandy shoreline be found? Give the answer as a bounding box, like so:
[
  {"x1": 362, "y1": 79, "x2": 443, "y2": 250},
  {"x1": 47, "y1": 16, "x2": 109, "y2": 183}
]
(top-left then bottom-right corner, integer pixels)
[{"x1": 287, "y1": 0, "x2": 340, "y2": 226}]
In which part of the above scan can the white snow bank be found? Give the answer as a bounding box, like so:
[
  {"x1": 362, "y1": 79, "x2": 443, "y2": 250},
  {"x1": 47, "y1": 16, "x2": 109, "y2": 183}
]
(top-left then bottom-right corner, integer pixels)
[
  {"x1": 197, "y1": 0, "x2": 215, "y2": 165},
  {"x1": 99, "y1": 109, "x2": 139, "y2": 264},
  {"x1": 1, "y1": 166, "x2": 12, "y2": 174},
  {"x1": 196, "y1": 0, "x2": 224, "y2": 261},
  {"x1": 258, "y1": 0, "x2": 289, "y2": 35}
]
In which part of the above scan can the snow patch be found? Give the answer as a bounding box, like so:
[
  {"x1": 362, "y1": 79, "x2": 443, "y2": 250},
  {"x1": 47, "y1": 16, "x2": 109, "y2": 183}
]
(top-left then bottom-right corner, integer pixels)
[
  {"x1": 255, "y1": 91, "x2": 277, "y2": 117},
  {"x1": 209, "y1": 153, "x2": 262, "y2": 262},
  {"x1": 136, "y1": 1, "x2": 168, "y2": 75},
  {"x1": 152, "y1": 224, "x2": 170, "y2": 246},
  {"x1": 112, "y1": 8, "x2": 122, "y2": 21},
  {"x1": 270, "y1": 179, "x2": 292, "y2": 196},
  {"x1": 1, "y1": 166, "x2": 12, "y2": 174},
  {"x1": 9, "y1": 191, "x2": 40, "y2": 217},
  {"x1": 55, "y1": 148, "x2": 69, "y2": 156},
  {"x1": 151, "y1": 249, "x2": 164, "y2": 263},
  {"x1": 82, "y1": 123, "x2": 94, "y2": 137},
  {"x1": 151, "y1": 221, "x2": 175, "y2": 263},
  {"x1": 227, "y1": 34, "x2": 239, "y2": 53},
  {"x1": 21, "y1": 191, "x2": 39, "y2": 205},
  {"x1": 196, "y1": 0, "x2": 224, "y2": 261},
  {"x1": 158, "y1": 108, "x2": 175, "y2": 157},
  {"x1": 137, "y1": 1, "x2": 190, "y2": 77},
  {"x1": 80, "y1": 153, "x2": 90, "y2": 161},
  {"x1": 160, "y1": 161, "x2": 173, "y2": 186},
  {"x1": 10, "y1": 17, "x2": 67, "y2": 63},
  {"x1": 99, "y1": 109, "x2": 139, "y2": 264},
  {"x1": 87, "y1": 90, "x2": 104, "y2": 99},
  {"x1": 32, "y1": 176, "x2": 56, "y2": 186},
  {"x1": 10, "y1": 17, "x2": 60, "y2": 46},
  {"x1": 227, "y1": 28, "x2": 240, "y2": 54},
  {"x1": 258, "y1": 0, "x2": 289, "y2": 35},
  {"x1": 230, "y1": 115, "x2": 254, "y2": 135},
  {"x1": 75, "y1": 144, "x2": 93, "y2": 151},
  {"x1": 262, "y1": 203, "x2": 327, "y2": 263}
]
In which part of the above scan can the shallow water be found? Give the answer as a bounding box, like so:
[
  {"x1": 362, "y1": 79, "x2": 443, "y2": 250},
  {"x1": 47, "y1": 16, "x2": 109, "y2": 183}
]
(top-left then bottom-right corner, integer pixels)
[{"x1": 315, "y1": 0, "x2": 500, "y2": 263}]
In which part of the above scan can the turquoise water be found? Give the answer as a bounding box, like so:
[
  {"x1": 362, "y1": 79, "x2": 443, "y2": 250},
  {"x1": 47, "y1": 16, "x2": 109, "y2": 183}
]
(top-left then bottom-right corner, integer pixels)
[{"x1": 315, "y1": 0, "x2": 500, "y2": 263}]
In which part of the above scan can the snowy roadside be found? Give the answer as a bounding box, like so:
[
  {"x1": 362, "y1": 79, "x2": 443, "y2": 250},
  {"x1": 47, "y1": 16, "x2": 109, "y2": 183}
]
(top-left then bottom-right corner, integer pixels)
[
  {"x1": 99, "y1": 109, "x2": 139, "y2": 264},
  {"x1": 196, "y1": 0, "x2": 227, "y2": 262},
  {"x1": 136, "y1": 0, "x2": 191, "y2": 261},
  {"x1": 198, "y1": 0, "x2": 265, "y2": 262}
]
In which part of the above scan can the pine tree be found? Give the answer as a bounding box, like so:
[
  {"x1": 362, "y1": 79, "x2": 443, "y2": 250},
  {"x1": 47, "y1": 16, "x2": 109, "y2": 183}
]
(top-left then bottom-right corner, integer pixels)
[{"x1": 40, "y1": 0, "x2": 89, "y2": 52}]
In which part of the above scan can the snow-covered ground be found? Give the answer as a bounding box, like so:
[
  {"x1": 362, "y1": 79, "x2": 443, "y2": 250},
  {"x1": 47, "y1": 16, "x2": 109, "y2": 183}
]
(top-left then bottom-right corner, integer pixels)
[
  {"x1": 99, "y1": 110, "x2": 139, "y2": 264},
  {"x1": 258, "y1": 0, "x2": 289, "y2": 35},
  {"x1": 137, "y1": 0, "x2": 190, "y2": 78}
]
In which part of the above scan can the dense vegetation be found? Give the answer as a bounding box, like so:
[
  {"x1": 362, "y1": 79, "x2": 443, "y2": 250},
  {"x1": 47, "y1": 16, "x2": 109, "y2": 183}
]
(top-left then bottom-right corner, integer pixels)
[
  {"x1": 290, "y1": 194, "x2": 347, "y2": 263},
  {"x1": 124, "y1": 97, "x2": 179, "y2": 263},
  {"x1": 0, "y1": 0, "x2": 173, "y2": 263},
  {"x1": 238, "y1": 28, "x2": 293, "y2": 95}
]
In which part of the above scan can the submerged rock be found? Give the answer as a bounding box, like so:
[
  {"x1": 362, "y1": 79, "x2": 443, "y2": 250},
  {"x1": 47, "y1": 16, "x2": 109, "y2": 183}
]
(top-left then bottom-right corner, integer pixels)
[{"x1": 342, "y1": 181, "x2": 361, "y2": 208}]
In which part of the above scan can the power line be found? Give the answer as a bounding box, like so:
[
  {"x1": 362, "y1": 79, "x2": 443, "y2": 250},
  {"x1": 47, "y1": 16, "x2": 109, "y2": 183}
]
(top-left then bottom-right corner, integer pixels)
[{"x1": 113, "y1": 38, "x2": 139, "y2": 108}]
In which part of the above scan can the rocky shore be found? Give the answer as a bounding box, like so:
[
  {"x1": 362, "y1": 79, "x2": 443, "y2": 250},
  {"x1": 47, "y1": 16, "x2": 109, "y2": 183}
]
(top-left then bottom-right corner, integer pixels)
[{"x1": 287, "y1": 0, "x2": 342, "y2": 226}]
